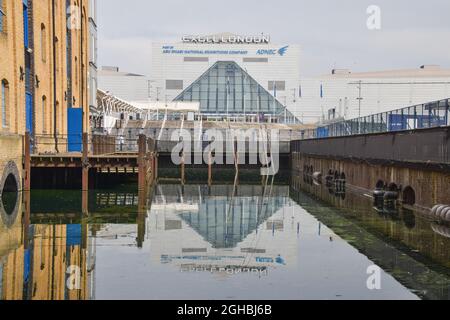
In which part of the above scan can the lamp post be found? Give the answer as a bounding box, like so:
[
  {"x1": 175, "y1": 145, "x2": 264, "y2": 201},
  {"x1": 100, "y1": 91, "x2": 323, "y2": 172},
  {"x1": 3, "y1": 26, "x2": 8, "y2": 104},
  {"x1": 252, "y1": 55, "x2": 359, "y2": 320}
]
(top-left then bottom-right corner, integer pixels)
[
  {"x1": 243, "y1": 72, "x2": 248, "y2": 122},
  {"x1": 357, "y1": 80, "x2": 363, "y2": 133},
  {"x1": 226, "y1": 76, "x2": 230, "y2": 121},
  {"x1": 273, "y1": 82, "x2": 277, "y2": 123}
]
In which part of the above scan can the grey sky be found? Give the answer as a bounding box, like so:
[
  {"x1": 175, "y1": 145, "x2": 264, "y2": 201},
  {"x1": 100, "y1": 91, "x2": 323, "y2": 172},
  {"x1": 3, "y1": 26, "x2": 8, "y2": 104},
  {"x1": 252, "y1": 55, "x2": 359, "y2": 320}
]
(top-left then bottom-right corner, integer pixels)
[{"x1": 98, "y1": 0, "x2": 450, "y2": 77}]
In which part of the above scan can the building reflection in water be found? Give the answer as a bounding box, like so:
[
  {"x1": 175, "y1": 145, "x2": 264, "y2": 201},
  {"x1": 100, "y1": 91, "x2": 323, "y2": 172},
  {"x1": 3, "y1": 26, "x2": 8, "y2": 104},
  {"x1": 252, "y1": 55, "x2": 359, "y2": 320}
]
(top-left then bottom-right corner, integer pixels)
[
  {"x1": 1, "y1": 179, "x2": 449, "y2": 300},
  {"x1": 1, "y1": 184, "x2": 296, "y2": 299},
  {"x1": 0, "y1": 191, "x2": 99, "y2": 300},
  {"x1": 146, "y1": 184, "x2": 298, "y2": 276}
]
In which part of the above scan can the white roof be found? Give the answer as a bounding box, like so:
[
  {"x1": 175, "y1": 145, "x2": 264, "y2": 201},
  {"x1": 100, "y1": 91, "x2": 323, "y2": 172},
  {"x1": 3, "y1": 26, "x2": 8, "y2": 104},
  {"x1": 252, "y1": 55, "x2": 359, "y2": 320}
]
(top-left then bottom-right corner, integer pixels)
[{"x1": 320, "y1": 65, "x2": 450, "y2": 79}]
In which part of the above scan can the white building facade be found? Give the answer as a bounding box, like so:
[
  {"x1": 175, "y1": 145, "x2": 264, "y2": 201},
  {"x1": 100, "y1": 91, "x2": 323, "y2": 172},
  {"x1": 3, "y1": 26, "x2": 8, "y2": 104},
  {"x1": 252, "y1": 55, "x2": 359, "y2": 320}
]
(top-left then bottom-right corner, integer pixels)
[
  {"x1": 151, "y1": 34, "x2": 450, "y2": 124},
  {"x1": 151, "y1": 33, "x2": 302, "y2": 122},
  {"x1": 88, "y1": 0, "x2": 98, "y2": 110},
  {"x1": 299, "y1": 65, "x2": 450, "y2": 123},
  {"x1": 98, "y1": 66, "x2": 151, "y2": 102}
]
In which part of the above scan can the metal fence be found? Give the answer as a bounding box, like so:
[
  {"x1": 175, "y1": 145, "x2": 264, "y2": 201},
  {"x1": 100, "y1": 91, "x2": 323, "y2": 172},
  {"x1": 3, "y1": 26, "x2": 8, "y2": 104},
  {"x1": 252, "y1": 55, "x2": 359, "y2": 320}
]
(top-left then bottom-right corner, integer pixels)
[
  {"x1": 302, "y1": 98, "x2": 450, "y2": 139},
  {"x1": 291, "y1": 126, "x2": 450, "y2": 165}
]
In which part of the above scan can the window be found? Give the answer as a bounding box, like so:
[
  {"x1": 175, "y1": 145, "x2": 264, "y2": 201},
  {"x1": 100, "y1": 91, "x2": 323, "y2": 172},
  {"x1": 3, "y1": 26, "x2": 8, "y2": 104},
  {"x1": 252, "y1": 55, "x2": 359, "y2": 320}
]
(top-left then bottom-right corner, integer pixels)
[
  {"x1": 268, "y1": 81, "x2": 286, "y2": 91},
  {"x1": 57, "y1": 101, "x2": 61, "y2": 135},
  {"x1": 1, "y1": 79, "x2": 9, "y2": 128},
  {"x1": 243, "y1": 58, "x2": 268, "y2": 63},
  {"x1": 23, "y1": 3, "x2": 28, "y2": 48},
  {"x1": 42, "y1": 96, "x2": 47, "y2": 133},
  {"x1": 40, "y1": 24, "x2": 46, "y2": 62},
  {"x1": 166, "y1": 80, "x2": 183, "y2": 90},
  {"x1": 74, "y1": 57, "x2": 78, "y2": 84},
  {"x1": 0, "y1": 0, "x2": 5, "y2": 33}
]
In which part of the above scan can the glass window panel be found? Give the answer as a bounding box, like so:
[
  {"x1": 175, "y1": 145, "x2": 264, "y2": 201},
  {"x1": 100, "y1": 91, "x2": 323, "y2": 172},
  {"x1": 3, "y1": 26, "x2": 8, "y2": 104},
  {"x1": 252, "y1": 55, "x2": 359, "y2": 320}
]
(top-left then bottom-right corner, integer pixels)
[{"x1": 217, "y1": 99, "x2": 225, "y2": 111}]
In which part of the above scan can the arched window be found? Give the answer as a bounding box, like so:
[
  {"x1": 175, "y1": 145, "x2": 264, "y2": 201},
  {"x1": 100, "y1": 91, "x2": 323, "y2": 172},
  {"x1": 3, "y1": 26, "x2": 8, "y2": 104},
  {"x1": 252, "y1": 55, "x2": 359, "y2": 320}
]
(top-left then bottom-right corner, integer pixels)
[
  {"x1": 1, "y1": 79, "x2": 9, "y2": 128},
  {"x1": 74, "y1": 56, "x2": 78, "y2": 84},
  {"x1": 54, "y1": 37, "x2": 59, "y2": 72},
  {"x1": 40, "y1": 24, "x2": 46, "y2": 62},
  {"x1": 42, "y1": 96, "x2": 47, "y2": 133},
  {"x1": 0, "y1": 0, "x2": 6, "y2": 33},
  {"x1": 55, "y1": 101, "x2": 60, "y2": 135}
]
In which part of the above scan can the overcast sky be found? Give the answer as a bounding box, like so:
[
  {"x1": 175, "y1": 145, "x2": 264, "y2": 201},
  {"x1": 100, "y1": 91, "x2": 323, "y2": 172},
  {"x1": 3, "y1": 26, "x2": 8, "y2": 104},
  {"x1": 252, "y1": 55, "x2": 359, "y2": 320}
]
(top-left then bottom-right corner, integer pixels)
[{"x1": 97, "y1": 0, "x2": 450, "y2": 77}]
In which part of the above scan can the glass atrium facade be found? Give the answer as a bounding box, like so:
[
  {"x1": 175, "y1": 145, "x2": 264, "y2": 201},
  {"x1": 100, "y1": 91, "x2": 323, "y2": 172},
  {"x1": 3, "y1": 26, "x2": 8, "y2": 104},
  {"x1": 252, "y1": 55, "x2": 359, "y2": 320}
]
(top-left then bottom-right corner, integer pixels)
[{"x1": 174, "y1": 61, "x2": 298, "y2": 123}]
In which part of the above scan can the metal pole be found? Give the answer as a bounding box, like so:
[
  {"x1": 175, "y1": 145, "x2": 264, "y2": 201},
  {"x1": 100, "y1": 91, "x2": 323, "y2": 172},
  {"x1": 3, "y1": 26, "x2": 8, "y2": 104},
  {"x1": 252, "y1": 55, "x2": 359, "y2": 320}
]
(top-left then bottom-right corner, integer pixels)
[
  {"x1": 358, "y1": 81, "x2": 362, "y2": 118},
  {"x1": 52, "y1": 0, "x2": 59, "y2": 153},
  {"x1": 243, "y1": 76, "x2": 246, "y2": 122},
  {"x1": 273, "y1": 83, "x2": 277, "y2": 123},
  {"x1": 226, "y1": 77, "x2": 230, "y2": 121},
  {"x1": 357, "y1": 80, "x2": 363, "y2": 133}
]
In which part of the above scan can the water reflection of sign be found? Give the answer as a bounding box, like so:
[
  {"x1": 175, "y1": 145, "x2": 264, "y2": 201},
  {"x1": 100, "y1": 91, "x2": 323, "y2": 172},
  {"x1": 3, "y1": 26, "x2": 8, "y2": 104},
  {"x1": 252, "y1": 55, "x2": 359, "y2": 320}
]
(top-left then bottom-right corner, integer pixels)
[
  {"x1": 180, "y1": 264, "x2": 268, "y2": 276},
  {"x1": 256, "y1": 255, "x2": 286, "y2": 265},
  {"x1": 161, "y1": 255, "x2": 246, "y2": 263},
  {"x1": 241, "y1": 248, "x2": 266, "y2": 254},
  {"x1": 162, "y1": 254, "x2": 287, "y2": 268}
]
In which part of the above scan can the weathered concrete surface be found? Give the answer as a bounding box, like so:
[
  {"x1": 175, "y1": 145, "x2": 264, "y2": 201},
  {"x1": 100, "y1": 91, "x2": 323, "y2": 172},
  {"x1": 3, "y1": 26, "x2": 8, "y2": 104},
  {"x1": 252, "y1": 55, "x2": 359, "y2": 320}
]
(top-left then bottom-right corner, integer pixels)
[
  {"x1": 292, "y1": 153, "x2": 450, "y2": 209},
  {"x1": 291, "y1": 127, "x2": 450, "y2": 209}
]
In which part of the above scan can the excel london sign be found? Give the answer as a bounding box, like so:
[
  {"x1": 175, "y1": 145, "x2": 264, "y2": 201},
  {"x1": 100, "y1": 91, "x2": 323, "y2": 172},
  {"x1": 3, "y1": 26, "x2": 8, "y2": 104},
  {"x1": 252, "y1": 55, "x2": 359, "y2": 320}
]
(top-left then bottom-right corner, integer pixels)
[{"x1": 182, "y1": 34, "x2": 271, "y2": 44}]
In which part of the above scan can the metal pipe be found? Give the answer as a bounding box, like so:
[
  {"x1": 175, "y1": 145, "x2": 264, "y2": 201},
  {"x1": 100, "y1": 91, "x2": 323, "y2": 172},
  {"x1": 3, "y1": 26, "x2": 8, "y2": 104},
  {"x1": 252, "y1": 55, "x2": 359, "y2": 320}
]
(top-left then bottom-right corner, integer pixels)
[
  {"x1": 52, "y1": 0, "x2": 59, "y2": 152},
  {"x1": 80, "y1": 0, "x2": 85, "y2": 133}
]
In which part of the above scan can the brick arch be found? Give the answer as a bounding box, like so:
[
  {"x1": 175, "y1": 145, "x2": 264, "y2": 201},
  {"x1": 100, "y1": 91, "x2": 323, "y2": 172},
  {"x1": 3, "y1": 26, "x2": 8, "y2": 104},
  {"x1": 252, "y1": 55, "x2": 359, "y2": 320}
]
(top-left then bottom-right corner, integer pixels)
[
  {"x1": 0, "y1": 160, "x2": 21, "y2": 228},
  {"x1": 402, "y1": 186, "x2": 416, "y2": 206}
]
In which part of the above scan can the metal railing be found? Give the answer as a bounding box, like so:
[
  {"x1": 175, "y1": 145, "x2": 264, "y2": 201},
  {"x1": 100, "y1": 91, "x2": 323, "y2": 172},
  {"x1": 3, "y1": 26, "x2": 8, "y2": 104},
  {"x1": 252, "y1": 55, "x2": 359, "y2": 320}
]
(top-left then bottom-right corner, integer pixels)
[
  {"x1": 29, "y1": 126, "x2": 308, "y2": 158},
  {"x1": 30, "y1": 131, "x2": 293, "y2": 156},
  {"x1": 301, "y1": 98, "x2": 450, "y2": 139},
  {"x1": 30, "y1": 133, "x2": 152, "y2": 156}
]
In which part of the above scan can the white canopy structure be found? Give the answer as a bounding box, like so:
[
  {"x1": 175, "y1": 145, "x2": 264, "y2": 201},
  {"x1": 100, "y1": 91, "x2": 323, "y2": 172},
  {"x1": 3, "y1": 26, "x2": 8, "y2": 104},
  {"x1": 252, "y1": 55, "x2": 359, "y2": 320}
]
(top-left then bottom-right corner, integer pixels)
[
  {"x1": 95, "y1": 89, "x2": 142, "y2": 115},
  {"x1": 95, "y1": 89, "x2": 199, "y2": 117},
  {"x1": 93, "y1": 89, "x2": 202, "y2": 136}
]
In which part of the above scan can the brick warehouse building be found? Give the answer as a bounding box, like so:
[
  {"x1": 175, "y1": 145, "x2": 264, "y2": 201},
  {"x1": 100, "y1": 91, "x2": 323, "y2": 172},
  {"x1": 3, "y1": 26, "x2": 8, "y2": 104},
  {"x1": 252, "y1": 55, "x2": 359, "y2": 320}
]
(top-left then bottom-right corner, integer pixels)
[{"x1": 0, "y1": 0, "x2": 92, "y2": 200}]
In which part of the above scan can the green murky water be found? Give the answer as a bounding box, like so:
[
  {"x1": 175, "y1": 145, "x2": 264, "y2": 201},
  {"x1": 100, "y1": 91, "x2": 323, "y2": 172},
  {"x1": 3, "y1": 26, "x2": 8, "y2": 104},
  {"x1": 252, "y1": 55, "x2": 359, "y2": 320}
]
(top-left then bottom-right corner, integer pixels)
[{"x1": 0, "y1": 177, "x2": 449, "y2": 300}]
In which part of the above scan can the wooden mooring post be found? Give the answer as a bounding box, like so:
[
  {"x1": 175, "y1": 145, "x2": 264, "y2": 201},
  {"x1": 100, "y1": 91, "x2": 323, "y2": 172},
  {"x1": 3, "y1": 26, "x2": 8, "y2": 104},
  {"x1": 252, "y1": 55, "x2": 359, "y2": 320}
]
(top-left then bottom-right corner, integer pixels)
[
  {"x1": 82, "y1": 133, "x2": 89, "y2": 192},
  {"x1": 154, "y1": 154, "x2": 159, "y2": 181},
  {"x1": 138, "y1": 134, "x2": 147, "y2": 191},
  {"x1": 181, "y1": 151, "x2": 185, "y2": 185},
  {"x1": 82, "y1": 133, "x2": 90, "y2": 216},
  {"x1": 208, "y1": 152, "x2": 213, "y2": 187}
]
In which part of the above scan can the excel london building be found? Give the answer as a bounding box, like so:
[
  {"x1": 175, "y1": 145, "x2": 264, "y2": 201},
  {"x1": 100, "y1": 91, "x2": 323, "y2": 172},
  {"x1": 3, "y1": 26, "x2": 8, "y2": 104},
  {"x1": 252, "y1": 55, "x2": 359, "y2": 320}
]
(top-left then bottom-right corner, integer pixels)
[{"x1": 150, "y1": 33, "x2": 302, "y2": 123}]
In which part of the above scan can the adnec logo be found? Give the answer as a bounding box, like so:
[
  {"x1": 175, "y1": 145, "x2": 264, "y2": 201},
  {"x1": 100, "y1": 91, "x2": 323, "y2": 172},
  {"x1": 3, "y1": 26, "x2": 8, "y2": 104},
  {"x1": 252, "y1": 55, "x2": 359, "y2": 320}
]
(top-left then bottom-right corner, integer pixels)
[{"x1": 256, "y1": 46, "x2": 289, "y2": 56}]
